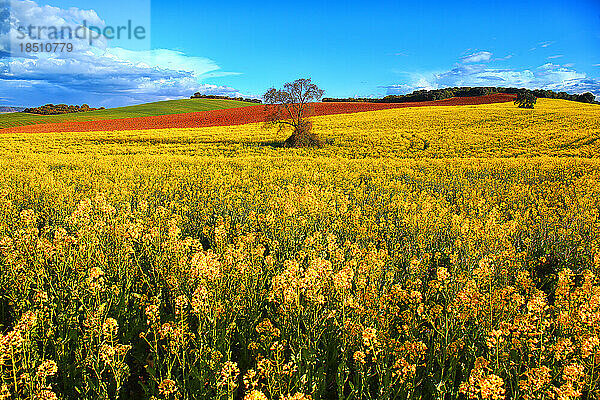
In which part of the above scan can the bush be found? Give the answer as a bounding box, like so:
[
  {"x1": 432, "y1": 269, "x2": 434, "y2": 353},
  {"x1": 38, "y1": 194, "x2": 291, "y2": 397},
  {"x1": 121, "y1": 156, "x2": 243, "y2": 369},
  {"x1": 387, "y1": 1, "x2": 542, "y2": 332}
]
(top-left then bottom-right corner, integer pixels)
[
  {"x1": 190, "y1": 93, "x2": 262, "y2": 104},
  {"x1": 283, "y1": 121, "x2": 323, "y2": 148},
  {"x1": 515, "y1": 91, "x2": 537, "y2": 109},
  {"x1": 22, "y1": 104, "x2": 102, "y2": 115}
]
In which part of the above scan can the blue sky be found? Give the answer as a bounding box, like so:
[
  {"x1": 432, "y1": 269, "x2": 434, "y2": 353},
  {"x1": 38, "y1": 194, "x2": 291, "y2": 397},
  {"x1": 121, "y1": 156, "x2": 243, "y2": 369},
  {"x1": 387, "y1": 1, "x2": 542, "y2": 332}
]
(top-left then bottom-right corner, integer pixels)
[{"x1": 1, "y1": 0, "x2": 599, "y2": 107}]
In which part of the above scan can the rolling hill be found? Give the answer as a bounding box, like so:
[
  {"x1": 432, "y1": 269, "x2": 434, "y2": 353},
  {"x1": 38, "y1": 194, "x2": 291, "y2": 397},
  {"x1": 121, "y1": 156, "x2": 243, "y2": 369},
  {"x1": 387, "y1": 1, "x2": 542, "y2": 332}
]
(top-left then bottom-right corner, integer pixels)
[
  {"x1": 0, "y1": 98, "x2": 256, "y2": 129},
  {"x1": 1, "y1": 94, "x2": 516, "y2": 133}
]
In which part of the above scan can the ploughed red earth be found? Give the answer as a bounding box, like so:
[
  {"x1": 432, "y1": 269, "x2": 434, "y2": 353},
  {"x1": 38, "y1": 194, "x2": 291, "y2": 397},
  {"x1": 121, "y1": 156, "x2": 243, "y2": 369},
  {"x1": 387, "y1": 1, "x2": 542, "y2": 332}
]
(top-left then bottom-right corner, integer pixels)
[{"x1": 2, "y1": 94, "x2": 516, "y2": 133}]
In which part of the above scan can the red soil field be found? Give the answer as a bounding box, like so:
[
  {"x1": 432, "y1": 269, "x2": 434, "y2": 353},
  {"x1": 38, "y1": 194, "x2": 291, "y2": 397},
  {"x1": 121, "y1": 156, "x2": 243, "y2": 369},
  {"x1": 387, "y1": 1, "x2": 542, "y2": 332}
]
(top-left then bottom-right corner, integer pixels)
[{"x1": 2, "y1": 94, "x2": 516, "y2": 134}]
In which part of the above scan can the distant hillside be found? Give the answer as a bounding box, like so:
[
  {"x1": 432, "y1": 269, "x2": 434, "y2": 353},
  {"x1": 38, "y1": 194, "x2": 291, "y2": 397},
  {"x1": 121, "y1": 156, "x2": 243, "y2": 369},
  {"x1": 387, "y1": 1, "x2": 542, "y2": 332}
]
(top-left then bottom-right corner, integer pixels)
[
  {"x1": 0, "y1": 98, "x2": 255, "y2": 129},
  {"x1": 323, "y1": 86, "x2": 598, "y2": 104},
  {"x1": 2, "y1": 94, "x2": 515, "y2": 134},
  {"x1": 0, "y1": 106, "x2": 25, "y2": 113}
]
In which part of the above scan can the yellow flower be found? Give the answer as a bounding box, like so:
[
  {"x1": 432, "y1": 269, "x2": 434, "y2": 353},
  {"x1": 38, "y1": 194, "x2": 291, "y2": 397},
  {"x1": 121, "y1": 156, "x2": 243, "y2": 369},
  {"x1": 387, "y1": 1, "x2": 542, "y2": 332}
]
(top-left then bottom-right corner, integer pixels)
[
  {"x1": 581, "y1": 335, "x2": 600, "y2": 358},
  {"x1": 86, "y1": 266, "x2": 106, "y2": 291},
  {"x1": 527, "y1": 291, "x2": 548, "y2": 314},
  {"x1": 562, "y1": 364, "x2": 584, "y2": 383},
  {"x1": 486, "y1": 329, "x2": 505, "y2": 350},
  {"x1": 145, "y1": 304, "x2": 159, "y2": 325},
  {"x1": 102, "y1": 318, "x2": 119, "y2": 338},
  {"x1": 362, "y1": 327, "x2": 378, "y2": 349},
  {"x1": 479, "y1": 374, "x2": 505, "y2": 400},
  {"x1": 244, "y1": 390, "x2": 268, "y2": 400},
  {"x1": 0, "y1": 385, "x2": 10, "y2": 400},
  {"x1": 158, "y1": 378, "x2": 178, "y2": 397},
  {"x1": 37, "y1": 360, "x2": 58, "y2": 378},
  {"x1": 218, "y1": 361, "x2": 240, "y2": 391},
  {"x1": 14, "y1": 311, "x2": 37, "y2": 332},
  {"x1": 353, "y1": 350, "x2": 366, "y2": 365},
  {"x1": 333, "y1": 267, "x2": 354, "y2": 292},
  {"x1": 437, "y1": 267, "x2": 450, "y2": 282},
  {"x1": 35, "y1": 390, "x2": 58, "y2": 400},
  {"x1": 243, "y1": 369, "x2": 258, "y2": 389},
  {"x1": 256, "y1": 319, "x2": 280, "y2": 342},
  {"x1": 519, "y1": 366, "x2": 551, "y2": 397},
  {"x1": 281, "y1": 394, "x2": 312, "y2": 400}
]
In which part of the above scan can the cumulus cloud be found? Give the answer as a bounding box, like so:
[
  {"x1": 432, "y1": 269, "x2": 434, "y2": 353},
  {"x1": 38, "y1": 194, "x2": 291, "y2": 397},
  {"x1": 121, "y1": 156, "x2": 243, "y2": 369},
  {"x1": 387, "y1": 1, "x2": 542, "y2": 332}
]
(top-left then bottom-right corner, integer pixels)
[
  {"x1": 436, "y1": 63, "x2": 597, "y2": 95},
  {"x1": 386, "y1": 51, "x2": 600, "y2": 99},
  {"x1": 0, "y1": 0, "x2": 246, "y2": 106},
  {"x1": 461, "y1": 51, "x2": 492, "y2": 63}
]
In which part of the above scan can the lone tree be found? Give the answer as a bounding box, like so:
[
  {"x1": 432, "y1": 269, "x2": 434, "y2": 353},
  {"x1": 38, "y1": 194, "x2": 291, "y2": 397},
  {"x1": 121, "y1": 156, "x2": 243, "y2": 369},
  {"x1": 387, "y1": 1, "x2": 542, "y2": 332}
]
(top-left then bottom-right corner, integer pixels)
[
  {"x1": 580, "y1": 92, "x2": 596, "y2": 103},
  {"x1": 263, "y1": 78, "x2": 325, "y2": 148},
  {"x1": 514, "y1": 90, "x2": 537, "y2": 109}
]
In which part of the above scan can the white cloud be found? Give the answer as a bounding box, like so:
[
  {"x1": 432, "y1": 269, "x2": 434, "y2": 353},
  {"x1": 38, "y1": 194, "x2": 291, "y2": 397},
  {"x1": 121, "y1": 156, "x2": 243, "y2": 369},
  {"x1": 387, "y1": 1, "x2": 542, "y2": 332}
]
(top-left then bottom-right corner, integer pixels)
[
  {"x1": 530, "y1": 41, "x2": 555, "y2": 51},
  {"x1": 380, "y1": 78, "x2": 437, "y2": 95},
  {"x1": 0, "y1": 0, "x2": 246, "y2": 107},
  {"x1": 1, "y1": 0, "x2": 109, "y2": 53},
  {"x1": 388, "y1": 54, "x2": 600, "y2": 98},
  {"x1": 547, "y1": 55, "x2": 564, "y2": 59},
  {"x1": 434, "y1": 62, "x2": 596, "y2": 94},
  {"x1": 461, "y1": 51, "x2": 492, "y2": 63},
  {"x1": 496, "y1": 54, "x2": 513, "y2": 61}
]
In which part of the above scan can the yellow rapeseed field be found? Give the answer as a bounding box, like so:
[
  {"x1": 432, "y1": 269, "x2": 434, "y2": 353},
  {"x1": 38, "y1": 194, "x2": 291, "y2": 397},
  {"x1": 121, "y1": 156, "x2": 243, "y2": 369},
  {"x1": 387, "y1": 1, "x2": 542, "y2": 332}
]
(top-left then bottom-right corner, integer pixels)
[{"x1": 1, "y1": 99, "x2": 600, "y2": 400}]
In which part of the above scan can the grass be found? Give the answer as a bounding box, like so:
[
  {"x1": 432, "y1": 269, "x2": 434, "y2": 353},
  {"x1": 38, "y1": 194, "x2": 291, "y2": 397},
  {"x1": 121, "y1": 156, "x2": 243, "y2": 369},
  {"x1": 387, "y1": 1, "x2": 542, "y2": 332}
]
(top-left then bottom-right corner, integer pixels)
[{"x1": 0, "y1": 98, "x2": 256, "y2": 129}]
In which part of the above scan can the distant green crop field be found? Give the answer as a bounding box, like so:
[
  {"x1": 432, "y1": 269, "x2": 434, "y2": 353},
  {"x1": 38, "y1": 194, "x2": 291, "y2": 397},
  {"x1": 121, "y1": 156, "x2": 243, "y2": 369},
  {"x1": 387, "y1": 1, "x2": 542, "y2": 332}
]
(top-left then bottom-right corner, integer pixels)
[{"x1": 0, "y1": 99, "x2": 256, "y2": 129}]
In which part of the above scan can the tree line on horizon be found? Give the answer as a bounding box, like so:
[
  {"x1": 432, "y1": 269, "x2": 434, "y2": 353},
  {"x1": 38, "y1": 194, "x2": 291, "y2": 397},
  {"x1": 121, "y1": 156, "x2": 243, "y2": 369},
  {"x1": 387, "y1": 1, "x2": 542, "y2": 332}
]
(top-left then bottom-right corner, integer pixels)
[
  {"x1": 22, "y1": 104, "x2": 105, "y2": 115},
  {"x1": 323, "y1": 86, "x2": 597, "y2": 104},
  {"x1": 190, "y1": 93, "x2": 262, "y2": 104}
]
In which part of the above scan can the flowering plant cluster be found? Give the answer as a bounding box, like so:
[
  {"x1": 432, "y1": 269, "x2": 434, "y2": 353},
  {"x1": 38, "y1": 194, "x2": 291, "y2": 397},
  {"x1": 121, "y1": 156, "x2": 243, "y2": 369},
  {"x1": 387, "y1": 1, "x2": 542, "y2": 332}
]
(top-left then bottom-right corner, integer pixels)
[
  {"x1": 0, "y1": 99, "x2": 599, "y2": 399},
  {"x1": 0, "y1": 183, "x2": 599, "y2": 399}
]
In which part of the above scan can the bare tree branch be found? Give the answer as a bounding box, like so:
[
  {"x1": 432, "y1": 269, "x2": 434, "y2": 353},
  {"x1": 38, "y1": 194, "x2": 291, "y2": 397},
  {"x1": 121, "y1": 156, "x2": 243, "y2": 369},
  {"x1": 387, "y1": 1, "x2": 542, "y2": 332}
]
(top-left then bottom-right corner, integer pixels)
[{"x1": 262, "y1": 78, "x2": 325, "y2": 147}]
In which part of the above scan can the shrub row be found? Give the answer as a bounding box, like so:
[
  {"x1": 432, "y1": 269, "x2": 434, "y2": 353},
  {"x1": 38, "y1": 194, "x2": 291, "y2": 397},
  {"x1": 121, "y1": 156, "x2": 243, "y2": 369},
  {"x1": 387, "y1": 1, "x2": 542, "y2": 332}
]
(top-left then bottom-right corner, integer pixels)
[
  {"x1": 323, "y1": 87, "x2": 597, "y2": 104},
  {"x1": 22, "y1": 104, "x2": 104, "y2": 115},
  {"x1": 191, "y1": 93, "x2": 262, "y2": 104}
]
